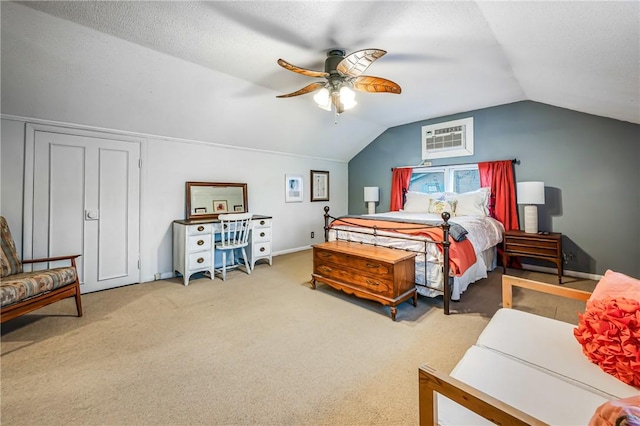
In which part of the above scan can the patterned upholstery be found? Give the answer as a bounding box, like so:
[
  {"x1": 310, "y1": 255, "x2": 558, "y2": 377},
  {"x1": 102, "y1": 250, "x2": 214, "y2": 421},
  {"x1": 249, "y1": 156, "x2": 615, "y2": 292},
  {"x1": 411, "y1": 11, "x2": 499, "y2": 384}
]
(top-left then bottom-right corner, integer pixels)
[
  {"x1": 1, "y1": 267, "x2": 78, "y2": 307},
  {"x1": 1, "y1": 216, "x2": 23, "y2": 277}
]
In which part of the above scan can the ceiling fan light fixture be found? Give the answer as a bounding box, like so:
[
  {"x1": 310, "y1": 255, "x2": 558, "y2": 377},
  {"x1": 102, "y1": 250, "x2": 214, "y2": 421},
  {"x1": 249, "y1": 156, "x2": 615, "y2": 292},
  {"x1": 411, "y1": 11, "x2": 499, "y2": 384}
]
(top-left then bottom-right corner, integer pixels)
[
  {"x1": 339, "y1": 86, "x2": 357, "y2": 110},
  {"x1": 313, "y1": 87, "x2": 331, "y2": 111}
]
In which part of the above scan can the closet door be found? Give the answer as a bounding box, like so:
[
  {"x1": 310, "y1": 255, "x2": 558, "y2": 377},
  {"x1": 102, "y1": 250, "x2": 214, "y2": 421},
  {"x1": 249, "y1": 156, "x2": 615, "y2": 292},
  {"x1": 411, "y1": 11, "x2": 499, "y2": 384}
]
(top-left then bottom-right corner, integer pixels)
[{"x1": 24, "y1": 125, "x2": 140, "y2": 293}]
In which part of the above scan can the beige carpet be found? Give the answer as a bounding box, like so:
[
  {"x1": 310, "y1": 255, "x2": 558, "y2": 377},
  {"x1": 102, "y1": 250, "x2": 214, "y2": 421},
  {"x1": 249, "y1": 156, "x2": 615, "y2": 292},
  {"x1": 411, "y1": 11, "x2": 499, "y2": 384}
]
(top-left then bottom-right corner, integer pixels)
[{"x1": 1, "y1": 250, "x2": 596, "y2": 425}]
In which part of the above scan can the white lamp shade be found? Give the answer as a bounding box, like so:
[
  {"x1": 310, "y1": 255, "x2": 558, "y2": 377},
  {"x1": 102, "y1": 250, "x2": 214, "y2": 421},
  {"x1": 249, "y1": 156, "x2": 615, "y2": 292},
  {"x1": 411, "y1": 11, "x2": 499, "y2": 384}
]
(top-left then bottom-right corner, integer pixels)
[
  {"x1": 517, "y1": 181, "x2": 545, "y2": 205},
  {"x1": 364, "y1": 187, "x2": 379, "y2": 202}
]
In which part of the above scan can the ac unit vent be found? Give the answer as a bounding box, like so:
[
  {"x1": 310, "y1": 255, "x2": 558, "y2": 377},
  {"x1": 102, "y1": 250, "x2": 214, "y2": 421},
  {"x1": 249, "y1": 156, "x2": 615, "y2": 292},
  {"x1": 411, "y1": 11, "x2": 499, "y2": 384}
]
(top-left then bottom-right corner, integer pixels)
[{"x1": 422, "y1": 118, "x2": 473, "y2": 160}]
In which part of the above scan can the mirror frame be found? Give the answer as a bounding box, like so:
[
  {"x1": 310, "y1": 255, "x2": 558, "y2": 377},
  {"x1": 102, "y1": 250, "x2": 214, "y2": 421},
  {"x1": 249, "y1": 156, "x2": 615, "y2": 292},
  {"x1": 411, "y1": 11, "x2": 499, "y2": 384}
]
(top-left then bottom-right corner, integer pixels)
[{"x1": 186, "y1": 181, "x2": 248, "y2": 220}]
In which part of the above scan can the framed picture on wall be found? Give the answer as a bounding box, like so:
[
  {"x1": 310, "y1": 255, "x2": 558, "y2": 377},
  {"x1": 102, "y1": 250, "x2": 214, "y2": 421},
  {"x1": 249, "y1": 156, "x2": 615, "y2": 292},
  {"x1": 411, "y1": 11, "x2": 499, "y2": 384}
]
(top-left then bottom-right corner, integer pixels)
[
  {"x1": 310, "y1": 170, "x2": 329, "y2": 202},
  {"x1": 285, "y1": 174, "x2": 303, "y2": 203},
  {"x1": 213, "y1": 200, "x2": 228, "y2": 213},
  {"x1": 234, "y1": 205, "x2": 243, "y2": 212}
]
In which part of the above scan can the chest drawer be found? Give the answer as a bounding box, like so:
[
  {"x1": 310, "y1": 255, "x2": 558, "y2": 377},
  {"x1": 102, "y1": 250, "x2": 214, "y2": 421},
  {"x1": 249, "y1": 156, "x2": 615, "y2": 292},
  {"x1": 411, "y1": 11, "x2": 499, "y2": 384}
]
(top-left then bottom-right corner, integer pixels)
[
  {"x1": 314, "y1": 249, "x2": 393, "y2": 278},
  {"x1": 314, "y1": 261, "x2": 393, "y2": 295},
  {"x1": 254, "y1": 218, "x2": 271, "y2": 228}
]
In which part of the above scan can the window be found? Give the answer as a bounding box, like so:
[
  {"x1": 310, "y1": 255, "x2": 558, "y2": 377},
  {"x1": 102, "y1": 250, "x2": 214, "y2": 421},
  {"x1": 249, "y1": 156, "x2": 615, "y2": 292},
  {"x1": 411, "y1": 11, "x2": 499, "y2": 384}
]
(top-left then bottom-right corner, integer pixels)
[{"x1": 409, "y1": 164, "x2": 480, "y2": 195}]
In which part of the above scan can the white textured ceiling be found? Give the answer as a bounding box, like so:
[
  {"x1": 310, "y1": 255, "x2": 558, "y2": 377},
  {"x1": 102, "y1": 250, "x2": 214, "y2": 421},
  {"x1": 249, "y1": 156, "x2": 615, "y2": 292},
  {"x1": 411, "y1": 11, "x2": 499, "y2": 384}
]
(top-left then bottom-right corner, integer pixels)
[{"x1": 14, "y1": 1, "x2": 640, "y2": 160}]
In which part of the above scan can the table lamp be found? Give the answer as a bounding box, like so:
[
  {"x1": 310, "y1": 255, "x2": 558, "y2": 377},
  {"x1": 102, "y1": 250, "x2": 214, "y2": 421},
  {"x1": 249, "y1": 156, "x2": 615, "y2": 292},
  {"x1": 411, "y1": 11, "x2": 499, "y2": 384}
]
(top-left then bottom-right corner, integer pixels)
[
  {"x1": 517, "y1": 181, "x2": 545, "y2": 234},
  {"x1": 364, "y1": 187, "x2": 379, "y2": 214}
]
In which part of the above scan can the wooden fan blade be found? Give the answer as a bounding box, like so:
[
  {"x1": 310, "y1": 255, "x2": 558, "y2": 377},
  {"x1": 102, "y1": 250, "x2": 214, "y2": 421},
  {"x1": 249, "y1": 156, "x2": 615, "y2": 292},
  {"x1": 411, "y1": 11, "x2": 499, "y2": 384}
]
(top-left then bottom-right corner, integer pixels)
[
  {"x1": 337, "y1": 49, "x2": 387, "y2": 77},
  {"x1": 276, "y1": 82, "x2": 326, "y2": 98},
  {"x1": 277, "y1": 59, "x2": 329, "y2": 78},
  {"x1": 352, "y1": 76, "x2": 402, "y2": 94}
]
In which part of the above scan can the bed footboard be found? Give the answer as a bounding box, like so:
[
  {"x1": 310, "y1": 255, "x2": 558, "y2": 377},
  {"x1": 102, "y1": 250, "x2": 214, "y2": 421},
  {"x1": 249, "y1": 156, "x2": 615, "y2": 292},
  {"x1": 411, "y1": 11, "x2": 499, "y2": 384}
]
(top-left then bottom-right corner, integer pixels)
[{"x1": 323, "y1": 206, "x2": 454, "y2": 314}]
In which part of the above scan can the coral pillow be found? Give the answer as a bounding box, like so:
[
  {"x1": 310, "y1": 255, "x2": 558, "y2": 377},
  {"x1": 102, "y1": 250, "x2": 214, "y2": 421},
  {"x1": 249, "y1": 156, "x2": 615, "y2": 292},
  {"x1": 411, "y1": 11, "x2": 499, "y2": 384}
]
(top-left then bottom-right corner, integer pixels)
[
  {"x1": 588, "y1": 395, "x2": 640, "y2": 426},
  {"x1": 574, "y1": 270, "x2": 640, "y2": 387}
]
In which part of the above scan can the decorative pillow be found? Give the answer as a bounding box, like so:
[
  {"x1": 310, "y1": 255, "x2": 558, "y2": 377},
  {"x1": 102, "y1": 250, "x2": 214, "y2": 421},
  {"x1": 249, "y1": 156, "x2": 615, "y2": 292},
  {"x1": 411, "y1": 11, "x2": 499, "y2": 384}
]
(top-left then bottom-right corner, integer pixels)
[
  {"x1": 447, "y1": 187, "x2": 491, "y2": 216},
  {"x1": 574, "y1": 270, "x2": 640, "y2": 387},
  {"x1": 588, "y1": 395, "x2": 640, "y2": 426},
  {"x1": 402, "y1": 191, "x2": 434, "y2": 213},
  {"x1": 428, "y1": 199, "x2": 457, "y2": 215}
]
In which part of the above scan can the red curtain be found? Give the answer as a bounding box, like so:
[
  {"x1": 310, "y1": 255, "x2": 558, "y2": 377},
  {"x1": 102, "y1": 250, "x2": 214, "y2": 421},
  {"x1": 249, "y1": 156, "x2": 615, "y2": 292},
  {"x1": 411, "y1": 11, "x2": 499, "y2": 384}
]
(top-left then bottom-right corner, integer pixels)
[
  {"x1": 390, "y1": 168, "x2": 412, "y2": 211},
  {"x1": 479, "y1": 160, "x2": 519, "y2": 268},
  {"x1": 478, "y1": 160, "x2": 519, "y2": 231}
]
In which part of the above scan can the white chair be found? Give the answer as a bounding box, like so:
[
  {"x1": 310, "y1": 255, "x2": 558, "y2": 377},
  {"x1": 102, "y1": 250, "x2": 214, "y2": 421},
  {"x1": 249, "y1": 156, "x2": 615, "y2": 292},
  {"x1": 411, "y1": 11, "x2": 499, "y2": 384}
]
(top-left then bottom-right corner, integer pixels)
[{"x1": 215, "y1": 213, "x2": 252, "y2": 281}]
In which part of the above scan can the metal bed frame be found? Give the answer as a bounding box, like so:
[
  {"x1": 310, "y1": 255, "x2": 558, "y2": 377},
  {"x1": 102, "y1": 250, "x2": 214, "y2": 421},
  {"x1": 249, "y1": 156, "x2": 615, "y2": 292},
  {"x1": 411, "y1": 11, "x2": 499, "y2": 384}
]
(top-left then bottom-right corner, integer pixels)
[{"x1": 322, "y1": 206, "x2": 456, "y2": 315}]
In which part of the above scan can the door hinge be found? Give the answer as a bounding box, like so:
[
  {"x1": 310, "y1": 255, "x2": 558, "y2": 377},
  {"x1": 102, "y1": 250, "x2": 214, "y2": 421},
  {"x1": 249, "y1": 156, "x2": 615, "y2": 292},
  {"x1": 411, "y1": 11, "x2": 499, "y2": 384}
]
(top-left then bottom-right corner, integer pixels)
[
  {"x1": 138, "y1": 158, "x2": 142, "y2": 168},
  {"x1": 137, "y1": 258, "x2": 140, "y2": 269}
]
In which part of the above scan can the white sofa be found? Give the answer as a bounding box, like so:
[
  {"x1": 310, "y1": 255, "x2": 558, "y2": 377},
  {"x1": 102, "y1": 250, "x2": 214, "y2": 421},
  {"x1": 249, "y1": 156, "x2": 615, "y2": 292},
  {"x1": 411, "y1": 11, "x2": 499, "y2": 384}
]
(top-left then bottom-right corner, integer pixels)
[{"x1": 419, "y1": 275, "x2": 640, "y2": 426}]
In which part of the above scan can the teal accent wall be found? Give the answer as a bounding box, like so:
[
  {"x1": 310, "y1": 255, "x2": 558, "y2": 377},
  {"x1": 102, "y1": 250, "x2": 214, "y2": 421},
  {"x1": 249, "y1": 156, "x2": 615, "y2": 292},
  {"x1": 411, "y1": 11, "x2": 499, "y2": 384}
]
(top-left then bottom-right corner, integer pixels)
[{"x1": 348, "y1": 101, "x2": 640, "y2": 277}]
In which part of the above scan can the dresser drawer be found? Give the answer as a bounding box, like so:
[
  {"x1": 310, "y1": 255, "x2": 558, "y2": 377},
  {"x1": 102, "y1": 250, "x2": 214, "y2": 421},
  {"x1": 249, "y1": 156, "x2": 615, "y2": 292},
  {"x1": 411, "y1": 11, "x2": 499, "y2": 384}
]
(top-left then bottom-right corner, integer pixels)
[
  {"x1": 188, "y1": 223, "x2": 213, "y2": 235},
  {"x1": 254, "y1": 218, "x2": 271, "y2": 228},
  {"x1": 188, "y1": 251, "x2": 211, "y2": 269},
  {"x1": 252, "y1": 228, "x2": 271, "y2": 243},
  {"x1": 315, "y1": 262, "x2": 394, "y2": 295},
  {"x1": 253, "y1": 242, "x2": 271, "y2": 257},
  {"x1": 187, "y1": 234, "x2": 211, "y2": 251},
  {"x1": 314, "y1": 249, "x2": 393, "y2": 278}
]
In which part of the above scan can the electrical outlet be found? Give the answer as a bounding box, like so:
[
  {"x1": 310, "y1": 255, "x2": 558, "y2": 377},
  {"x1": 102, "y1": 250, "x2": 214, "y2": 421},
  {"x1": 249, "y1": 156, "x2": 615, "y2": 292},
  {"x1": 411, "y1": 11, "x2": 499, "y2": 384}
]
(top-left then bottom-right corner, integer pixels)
[
  {"x1": 310, "y1": 231, "x2": 315, "y2": 239},
  {"x1": 154, "y1": 273, "x2": 161, "y2": 280}
]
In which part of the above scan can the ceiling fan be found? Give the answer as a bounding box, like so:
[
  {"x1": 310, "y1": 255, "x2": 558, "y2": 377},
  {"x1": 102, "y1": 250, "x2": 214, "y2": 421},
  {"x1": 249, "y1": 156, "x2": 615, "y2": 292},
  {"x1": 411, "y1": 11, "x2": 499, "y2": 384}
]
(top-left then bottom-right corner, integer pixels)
[{"x1": 276, "y1": 48, "x2": 401, "y2": 114}]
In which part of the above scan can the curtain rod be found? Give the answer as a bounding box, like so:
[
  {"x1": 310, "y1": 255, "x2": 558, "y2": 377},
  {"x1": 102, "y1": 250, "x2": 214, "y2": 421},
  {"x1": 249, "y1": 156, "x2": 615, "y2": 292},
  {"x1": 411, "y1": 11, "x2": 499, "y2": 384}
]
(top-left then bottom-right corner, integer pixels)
[{"x1": 392, "y1": 158, "x2": 519, "y2": 171}]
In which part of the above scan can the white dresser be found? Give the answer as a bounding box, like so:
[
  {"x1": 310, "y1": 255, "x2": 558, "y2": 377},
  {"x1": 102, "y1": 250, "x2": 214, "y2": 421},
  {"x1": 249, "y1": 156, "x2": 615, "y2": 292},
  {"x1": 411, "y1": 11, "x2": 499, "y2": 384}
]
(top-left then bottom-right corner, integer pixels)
[{"x1": 173, "y1": 215, "x2": 272, "y2": 286}]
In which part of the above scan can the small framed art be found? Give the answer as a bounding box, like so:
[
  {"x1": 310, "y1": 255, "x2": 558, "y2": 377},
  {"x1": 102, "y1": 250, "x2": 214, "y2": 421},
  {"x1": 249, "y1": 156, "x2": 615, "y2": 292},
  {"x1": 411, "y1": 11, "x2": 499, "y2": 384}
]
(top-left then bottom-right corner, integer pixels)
[
  {"x1": 310, "y1": 170, "x2": 329, "y2": 202},
  {"x1": 194, "y1": 207, "x2": 207, "y2": 214},
  {"x1": 234, "y1": 205, "x2": 243, "y2": 212},
  {"x1": 285, "y1": 174, "x2": 303, "y2": 203},
  {"x1": 213, "y1": 200, "x2": 228, "y2": 213}
]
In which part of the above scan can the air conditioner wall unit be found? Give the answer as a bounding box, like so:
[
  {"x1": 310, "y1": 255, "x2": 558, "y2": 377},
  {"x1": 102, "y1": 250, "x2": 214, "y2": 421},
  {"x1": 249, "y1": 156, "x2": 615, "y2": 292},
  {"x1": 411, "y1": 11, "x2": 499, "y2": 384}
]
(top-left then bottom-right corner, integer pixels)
[{"x1": 421, "y1": 117, "x2": 474, "y2": 160}]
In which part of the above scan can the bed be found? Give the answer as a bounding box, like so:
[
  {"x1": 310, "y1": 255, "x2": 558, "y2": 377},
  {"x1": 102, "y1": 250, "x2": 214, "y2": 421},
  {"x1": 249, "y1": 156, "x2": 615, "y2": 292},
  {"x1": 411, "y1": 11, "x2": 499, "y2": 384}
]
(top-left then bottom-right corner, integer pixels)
[{"x1": 323, "y1": 188, "x2": 505, "y2": 314}]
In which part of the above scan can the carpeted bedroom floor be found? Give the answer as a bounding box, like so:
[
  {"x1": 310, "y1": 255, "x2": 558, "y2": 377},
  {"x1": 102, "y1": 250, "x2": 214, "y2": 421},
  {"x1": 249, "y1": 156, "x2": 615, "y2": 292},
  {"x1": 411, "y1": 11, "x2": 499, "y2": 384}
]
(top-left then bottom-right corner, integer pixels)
[{"x1": 0, "y1": 249, "x2": 596, "y2": 425}]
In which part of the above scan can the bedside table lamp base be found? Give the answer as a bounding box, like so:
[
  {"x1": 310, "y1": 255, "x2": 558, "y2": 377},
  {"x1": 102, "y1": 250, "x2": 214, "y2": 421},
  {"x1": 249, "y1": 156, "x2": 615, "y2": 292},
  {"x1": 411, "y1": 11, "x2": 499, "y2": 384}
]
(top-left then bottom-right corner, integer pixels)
[{"x1": 523, "y1": 204, "x2": 538, "y2": 234}]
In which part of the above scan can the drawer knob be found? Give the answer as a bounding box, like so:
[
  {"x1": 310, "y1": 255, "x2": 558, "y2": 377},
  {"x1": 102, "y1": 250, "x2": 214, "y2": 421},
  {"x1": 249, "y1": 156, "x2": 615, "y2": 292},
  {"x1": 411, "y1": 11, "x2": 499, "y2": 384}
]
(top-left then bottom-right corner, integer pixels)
[
  {"x1": 365, "y1": 279, "x2": 379, "y2": 286},
  {"x1": 197, "y1": 226, "x2": 204, "y2": 232},
  {"x1": 197, "y1": 240, "x2": 204, "y2": 246},
  {"x1": 260, "y1": 220, "x2": 265, "y2": 225},
  {"x1": 260, "y1": 232, "x2": 266, "y2": 237},
  {"x1": 260, "y1": 247, "x2": 265, "y2": 252},
  {"x1": 319, "y1": 266, "x2": 333, "y2": 273},
  {"x1": 197, "y1": 257, "x2": 204, "y2": 264},
  {"x1": 366, "y1": 263, "x2": 379, "y2": 268}
]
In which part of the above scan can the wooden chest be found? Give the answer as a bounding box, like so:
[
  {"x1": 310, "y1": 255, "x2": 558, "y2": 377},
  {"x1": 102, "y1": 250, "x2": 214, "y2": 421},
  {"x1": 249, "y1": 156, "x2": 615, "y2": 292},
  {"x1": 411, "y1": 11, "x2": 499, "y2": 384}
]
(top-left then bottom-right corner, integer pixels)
[{"x1": 311, "y1": 241, "x2": 417, "y2": 320}]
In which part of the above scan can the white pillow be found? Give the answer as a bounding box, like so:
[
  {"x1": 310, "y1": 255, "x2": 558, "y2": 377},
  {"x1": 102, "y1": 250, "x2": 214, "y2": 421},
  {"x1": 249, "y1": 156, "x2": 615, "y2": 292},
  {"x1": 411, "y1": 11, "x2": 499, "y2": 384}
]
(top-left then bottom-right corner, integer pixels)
[
  {"x1": 402, "y1": 191, "x2": 434, "y2": 212},
  {"x1": 447, "y1": 187, "x2": 491, "y2": 216}
]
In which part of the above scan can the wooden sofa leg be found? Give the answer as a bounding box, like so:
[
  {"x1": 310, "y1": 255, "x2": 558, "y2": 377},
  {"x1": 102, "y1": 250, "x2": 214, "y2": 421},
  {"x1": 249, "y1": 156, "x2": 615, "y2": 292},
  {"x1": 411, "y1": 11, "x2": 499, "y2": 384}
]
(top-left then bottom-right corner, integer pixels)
[{"x1": 74, "y1": 280, "x2": 83, "y2": 317}]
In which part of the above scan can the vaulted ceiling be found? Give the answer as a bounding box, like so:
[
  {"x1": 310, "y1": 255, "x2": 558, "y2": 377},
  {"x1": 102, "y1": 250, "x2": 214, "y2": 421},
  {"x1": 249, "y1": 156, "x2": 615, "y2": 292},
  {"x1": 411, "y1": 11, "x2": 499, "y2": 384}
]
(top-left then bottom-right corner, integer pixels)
[{"x1": 9, "y1": 1, "x2": 640, "y2": 161}]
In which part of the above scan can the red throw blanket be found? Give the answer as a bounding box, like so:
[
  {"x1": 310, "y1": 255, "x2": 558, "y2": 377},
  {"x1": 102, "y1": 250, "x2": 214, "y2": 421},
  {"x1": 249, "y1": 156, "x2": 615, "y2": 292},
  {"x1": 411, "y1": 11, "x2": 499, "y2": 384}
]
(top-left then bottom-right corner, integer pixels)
[{"x1": 330, "y1": 218, "x2": 477, "y2": 276}]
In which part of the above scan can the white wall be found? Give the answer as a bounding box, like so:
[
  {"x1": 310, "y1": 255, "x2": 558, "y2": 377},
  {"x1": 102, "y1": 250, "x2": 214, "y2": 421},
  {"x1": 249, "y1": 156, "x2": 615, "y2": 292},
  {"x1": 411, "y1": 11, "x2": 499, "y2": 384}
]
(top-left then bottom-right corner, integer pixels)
[{"x1": 1, "y1": 117, "x2": 347, "y2": 283}]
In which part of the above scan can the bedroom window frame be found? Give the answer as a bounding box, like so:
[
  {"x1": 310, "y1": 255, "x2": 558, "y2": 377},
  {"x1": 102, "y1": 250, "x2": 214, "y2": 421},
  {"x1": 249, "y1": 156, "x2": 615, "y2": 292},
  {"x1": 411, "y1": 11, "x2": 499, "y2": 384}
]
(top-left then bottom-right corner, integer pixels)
[{"x1": 409, "y1": 164, "x2": 480, "y2": 195}]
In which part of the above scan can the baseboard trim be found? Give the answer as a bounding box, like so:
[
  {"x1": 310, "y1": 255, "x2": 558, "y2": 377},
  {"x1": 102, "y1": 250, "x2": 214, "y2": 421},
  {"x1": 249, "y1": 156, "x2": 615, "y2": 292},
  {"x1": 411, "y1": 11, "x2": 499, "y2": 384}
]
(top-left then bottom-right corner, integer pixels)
[{"x1": 520, "y1": 263, "x2": 602, "y2": 281}]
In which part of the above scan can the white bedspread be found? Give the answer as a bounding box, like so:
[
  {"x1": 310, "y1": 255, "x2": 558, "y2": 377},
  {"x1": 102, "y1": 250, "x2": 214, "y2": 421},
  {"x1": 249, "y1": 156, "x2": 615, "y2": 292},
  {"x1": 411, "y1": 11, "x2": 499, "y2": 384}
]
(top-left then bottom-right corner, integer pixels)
[{"x1": 328, "y1": 212, "x2": 504, "y2": 300}]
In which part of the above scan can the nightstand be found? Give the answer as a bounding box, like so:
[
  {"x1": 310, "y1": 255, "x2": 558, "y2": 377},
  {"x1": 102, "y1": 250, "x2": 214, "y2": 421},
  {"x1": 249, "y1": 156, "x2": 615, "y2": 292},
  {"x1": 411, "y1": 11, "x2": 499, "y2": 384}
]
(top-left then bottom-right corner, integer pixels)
[{"x1": 502, "y1": 230, "x2": 563, "y2": 283}]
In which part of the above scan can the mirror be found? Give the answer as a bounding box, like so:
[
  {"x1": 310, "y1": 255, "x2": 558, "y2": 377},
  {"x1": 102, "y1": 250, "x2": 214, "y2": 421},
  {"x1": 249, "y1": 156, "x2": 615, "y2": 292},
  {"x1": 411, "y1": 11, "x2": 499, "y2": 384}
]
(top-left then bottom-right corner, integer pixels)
[{"x1": 186, "y1": 182, "x2": 248, "y2": 220}]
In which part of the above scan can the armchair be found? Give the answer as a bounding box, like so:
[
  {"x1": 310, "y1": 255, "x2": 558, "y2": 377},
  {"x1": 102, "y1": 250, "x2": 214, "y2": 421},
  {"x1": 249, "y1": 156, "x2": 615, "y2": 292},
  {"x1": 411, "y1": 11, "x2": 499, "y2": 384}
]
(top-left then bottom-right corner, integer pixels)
[{"x1": 1, "y1": 217, "x2": 83, "y2": 323}]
